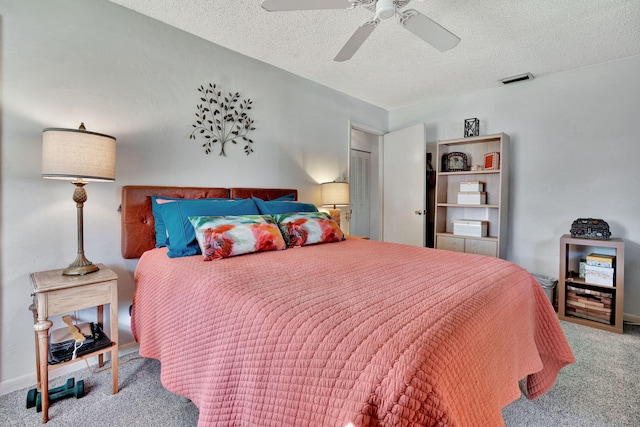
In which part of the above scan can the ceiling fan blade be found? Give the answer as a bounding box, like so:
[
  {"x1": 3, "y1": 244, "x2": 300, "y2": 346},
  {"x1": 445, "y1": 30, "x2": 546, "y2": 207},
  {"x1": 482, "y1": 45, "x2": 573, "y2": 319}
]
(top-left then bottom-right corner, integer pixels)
[
  {"x1": 398, "y1": 9, "x2": 460, "y2": 52},
  {"x1": 334, "y1": 19, "x2": 379, "y2": 62},
  {"x1": 261, "y1": 0, "x2": 355, "y2": 12}
]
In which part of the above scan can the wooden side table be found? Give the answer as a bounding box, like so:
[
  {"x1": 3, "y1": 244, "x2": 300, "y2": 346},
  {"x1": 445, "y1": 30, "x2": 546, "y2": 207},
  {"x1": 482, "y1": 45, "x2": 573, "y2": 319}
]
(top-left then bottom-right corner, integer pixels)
[
  {"x1": 29, "y1": 264, "x2": 119, "y2": 423},
  {"x1": 557, "y1": 235, "x2": 624, "y2": 333}
]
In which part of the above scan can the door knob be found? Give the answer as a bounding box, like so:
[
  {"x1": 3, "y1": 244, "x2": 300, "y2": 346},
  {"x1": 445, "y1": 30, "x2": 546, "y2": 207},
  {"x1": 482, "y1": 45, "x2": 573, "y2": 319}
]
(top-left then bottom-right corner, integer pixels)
[{"x1": 414, "y1": 210, "x2": 426, "y2": 215}]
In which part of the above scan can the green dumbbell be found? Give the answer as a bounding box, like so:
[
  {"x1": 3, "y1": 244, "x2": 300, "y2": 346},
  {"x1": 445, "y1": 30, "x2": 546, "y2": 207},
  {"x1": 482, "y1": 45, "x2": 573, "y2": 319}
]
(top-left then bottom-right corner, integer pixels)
[
  {"x1": 26, "y1": 378, "x2": 75, "y2": 409},
  {"x1": 35, "y1": 379, "x2": 84, "y2": 412}
]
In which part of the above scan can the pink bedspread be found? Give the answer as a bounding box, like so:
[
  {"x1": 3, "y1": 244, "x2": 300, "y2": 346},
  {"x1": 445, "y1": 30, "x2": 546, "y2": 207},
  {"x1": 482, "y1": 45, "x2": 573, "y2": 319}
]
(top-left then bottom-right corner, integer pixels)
[{"x1": 131, "y1": 239, "x2": 574, "y2": 426}]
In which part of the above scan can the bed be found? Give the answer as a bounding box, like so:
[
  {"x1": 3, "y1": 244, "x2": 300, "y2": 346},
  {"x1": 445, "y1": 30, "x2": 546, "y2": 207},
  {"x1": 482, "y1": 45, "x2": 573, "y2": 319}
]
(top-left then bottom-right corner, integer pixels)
[{"x1": 123, "y1": 185, "x2": 575, "y2": 426}]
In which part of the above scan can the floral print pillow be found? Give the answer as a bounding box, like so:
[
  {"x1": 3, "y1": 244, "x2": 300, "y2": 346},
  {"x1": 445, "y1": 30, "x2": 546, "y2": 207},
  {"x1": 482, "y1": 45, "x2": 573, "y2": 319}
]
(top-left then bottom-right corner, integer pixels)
[
  {"x1": 188, "y1": 215, "x2": 286, "y2": 261},
  {"x1": 273, "y1": 212, "x2": 344, "y2": 247}
]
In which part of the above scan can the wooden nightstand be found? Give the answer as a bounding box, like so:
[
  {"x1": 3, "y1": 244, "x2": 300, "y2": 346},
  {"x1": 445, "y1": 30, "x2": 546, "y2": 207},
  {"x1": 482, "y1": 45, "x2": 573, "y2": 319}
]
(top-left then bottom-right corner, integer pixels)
[{"x1": 29, "y1": 264, "x2": 119, "y2": 423}]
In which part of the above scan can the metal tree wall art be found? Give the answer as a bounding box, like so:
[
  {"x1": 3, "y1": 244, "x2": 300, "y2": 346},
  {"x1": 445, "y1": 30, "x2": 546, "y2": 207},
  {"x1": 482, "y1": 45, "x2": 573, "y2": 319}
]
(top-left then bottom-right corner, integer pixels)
[{"x1": 190, "y1": 83, "x2": 255, "y2": 156}]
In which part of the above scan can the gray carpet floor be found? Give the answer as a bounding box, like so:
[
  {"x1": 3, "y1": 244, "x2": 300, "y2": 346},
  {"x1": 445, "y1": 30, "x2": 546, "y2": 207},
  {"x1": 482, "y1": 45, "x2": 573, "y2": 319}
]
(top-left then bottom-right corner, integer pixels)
[{"x1": 1, "y1": 321, "x2": 638, "y2": 426}]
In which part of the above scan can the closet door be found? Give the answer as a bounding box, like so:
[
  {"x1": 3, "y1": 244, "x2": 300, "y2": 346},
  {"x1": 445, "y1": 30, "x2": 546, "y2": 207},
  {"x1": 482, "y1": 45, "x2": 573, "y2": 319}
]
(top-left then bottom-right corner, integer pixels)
[
  {"x1": 382, "y1": 123, "x2": 426, "y2": 246},
  {"x1": 350, "y1": 149, "x2": 371, "y2": 238}
]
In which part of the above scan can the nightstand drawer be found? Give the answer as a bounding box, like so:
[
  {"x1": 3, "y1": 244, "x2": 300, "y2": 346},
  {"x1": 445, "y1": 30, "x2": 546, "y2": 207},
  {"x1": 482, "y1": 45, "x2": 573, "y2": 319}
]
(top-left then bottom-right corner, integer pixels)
[{"x1": 45, "y1": 281, "x2": 116, "y2": 315}]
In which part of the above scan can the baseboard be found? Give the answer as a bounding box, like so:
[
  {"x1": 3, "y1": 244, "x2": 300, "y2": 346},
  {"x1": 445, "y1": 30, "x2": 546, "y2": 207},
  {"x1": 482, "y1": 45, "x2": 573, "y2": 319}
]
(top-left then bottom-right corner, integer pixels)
[
  {"x1": 624, "y1": 312, "x2": 640, "y2": 325},
  {"x1": 0, "y1": 343, "x2": 139, "y2": 397}
]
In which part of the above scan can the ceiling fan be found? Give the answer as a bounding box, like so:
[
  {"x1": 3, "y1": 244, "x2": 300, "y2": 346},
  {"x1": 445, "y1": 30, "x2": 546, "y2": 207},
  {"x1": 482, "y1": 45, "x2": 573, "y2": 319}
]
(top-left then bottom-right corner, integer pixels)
[{"x1": 261, "y1": 0, "x2": 460, "y2": 62}]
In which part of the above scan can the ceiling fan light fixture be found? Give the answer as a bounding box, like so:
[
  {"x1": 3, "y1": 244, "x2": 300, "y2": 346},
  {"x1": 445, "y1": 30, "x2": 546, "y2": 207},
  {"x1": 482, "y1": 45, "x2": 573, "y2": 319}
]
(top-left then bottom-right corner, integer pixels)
[
  {"x1": 262, "y1": 0, "x2": 460, "y2": 61},
  {"x1": 376, "y1": 0, "x2": 395, "y2": 19}
]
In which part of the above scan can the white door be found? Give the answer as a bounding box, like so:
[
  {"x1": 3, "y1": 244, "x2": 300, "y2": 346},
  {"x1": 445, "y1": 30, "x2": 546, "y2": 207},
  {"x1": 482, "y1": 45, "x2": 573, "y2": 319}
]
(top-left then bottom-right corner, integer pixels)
[
  {"x1": 350, "y1": 149, "x2": 371, "y2": 237},
  {"x1": 382, "y1": 123, "x2": 426, "y2": 246}
]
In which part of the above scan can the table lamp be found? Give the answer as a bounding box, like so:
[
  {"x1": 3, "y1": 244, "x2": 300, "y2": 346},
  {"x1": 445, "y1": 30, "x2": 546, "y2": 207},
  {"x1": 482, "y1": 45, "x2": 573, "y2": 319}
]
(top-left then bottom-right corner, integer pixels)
[
  {"x1": 320, "y1": 181, "x2": 350, "y2": 227},
  {"x1": 42, "y1": 123, "x2": 116, "y2": 275}
]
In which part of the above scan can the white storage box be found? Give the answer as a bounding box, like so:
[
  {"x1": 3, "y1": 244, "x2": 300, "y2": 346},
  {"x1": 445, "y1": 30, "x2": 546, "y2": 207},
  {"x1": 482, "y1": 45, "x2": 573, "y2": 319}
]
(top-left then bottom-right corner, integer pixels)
[
  {"x1": 457, "y1": 192, "x2": 486, "y2": 205},
  {"x1": 460, "y1": 181, "x2": 484, "y2": 192},
  {"x1": 453, "y1": 220, "x2": 488, "y2": 237},
  {"x1": 585, "y1": 265, "x2": 614, "y2": 286}
]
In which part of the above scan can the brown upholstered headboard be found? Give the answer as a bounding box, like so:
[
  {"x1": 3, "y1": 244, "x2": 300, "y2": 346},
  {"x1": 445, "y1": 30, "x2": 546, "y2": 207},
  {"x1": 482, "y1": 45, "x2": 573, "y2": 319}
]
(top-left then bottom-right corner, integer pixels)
[{"x1": 121, "y1": 186, "x2": 298, "y2": 259}]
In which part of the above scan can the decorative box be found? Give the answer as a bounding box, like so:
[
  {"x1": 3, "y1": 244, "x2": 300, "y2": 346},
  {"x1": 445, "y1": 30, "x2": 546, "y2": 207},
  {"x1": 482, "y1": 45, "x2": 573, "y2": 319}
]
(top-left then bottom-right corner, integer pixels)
[
  {"x1": 459, "y1": 181, "x2": 484, "y2": 192},
  {"x1": 453, "y1": 220, "x2": 488, "y2": 237},
  {"x1": 585, "y1": 264, "x2": 614, "y2": 286},
  {"x1": 457, "y1": 192, "x2": 486, "y2": 205},
  {"x1": 484, "y1": 152, "x2": 500, "y2": 170},
  {"x1": 570, "y1": 218, "x2": 611, "y2": 240},
  {"x1": 586, "y1": 253, "x2": 615, "y2": 268}
]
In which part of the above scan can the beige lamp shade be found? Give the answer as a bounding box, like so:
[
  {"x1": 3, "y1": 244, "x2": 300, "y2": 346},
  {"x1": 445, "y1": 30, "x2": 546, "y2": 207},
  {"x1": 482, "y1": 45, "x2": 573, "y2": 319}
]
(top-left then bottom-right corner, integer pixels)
[
  {"x1": 42, "y1": 127, "x2": 116, "y2": 181},
  {"x1": 41, "y1": 124, "x2": 116, "y2": 275},
  {"x1": 321, "y1": 181, "x2": 350, "y2": 208}
]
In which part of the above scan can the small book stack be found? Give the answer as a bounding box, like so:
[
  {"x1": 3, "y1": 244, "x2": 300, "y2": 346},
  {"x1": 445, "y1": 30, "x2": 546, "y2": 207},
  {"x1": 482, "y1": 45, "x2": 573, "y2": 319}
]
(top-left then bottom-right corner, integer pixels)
[{"x1": 566, "y1": 285, "x2": 613, "y2": 324}]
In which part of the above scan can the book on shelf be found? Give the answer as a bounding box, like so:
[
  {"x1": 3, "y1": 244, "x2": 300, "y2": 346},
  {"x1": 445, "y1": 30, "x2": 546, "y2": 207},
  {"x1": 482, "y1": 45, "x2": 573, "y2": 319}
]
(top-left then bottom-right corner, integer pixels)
[
  {"x1": 586, "y1": 253, "x2": 615, "y2": 268},
  {"x1": 567, "y1": 293, "x2": 611, "y2": 307},
  {"x1": 566, "y1": 307, "x2": 612, "y2": 324},
  {"x1": 567, "y1": 307, "x2": 611, "y2": 321},
  {"x1": 565, "y1": 285, "x2": 614, "y2": 325},
  {"x1": 566, "y1": 299, "x2": 611, "y2": 313},
  {"x1": 567, "y1": 285, "x2": 612, "y2": 299}
]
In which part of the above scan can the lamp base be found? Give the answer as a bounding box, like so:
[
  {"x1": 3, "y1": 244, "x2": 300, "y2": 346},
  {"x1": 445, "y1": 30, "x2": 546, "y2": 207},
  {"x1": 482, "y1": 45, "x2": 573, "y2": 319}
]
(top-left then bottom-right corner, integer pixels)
[
  {"x1": 63, "y1": 254, "x2": 99, "y2": 276},
  {"x1": 63, "y1": 264, "x2": 99, "y2": 276},
  {"x1": 328, "y1": 208, "x2": 341, "y2": 228},
  {"x1": 62, "y1": 180, "x2": 100, "y2": 276}
]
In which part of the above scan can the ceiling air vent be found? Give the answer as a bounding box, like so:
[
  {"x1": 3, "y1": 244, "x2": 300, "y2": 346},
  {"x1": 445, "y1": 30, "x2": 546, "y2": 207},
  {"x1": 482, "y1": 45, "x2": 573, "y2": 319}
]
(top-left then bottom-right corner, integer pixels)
[{"x1": 500, "y1": 72, "x2": 534, "y2": 85}]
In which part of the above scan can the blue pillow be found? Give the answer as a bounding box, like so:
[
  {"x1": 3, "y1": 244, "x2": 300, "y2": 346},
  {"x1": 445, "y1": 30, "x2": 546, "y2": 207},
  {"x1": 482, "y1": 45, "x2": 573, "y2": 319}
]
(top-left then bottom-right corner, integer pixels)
[
  {"x1": 252, "y1": 197, "x2": 318, "y2": 215},
  {"x1": 274, "y1": 193, "x2": 296, "y2": 201},
  {"x1": 155, "y1": 198, "x2": 259, "y2": 257},
  {"x1": 151, "y1": 196, "x2": 228, "y2": 248},
  {"x1": 151, "y1": 196, "x2": 180, "y2": 248}
]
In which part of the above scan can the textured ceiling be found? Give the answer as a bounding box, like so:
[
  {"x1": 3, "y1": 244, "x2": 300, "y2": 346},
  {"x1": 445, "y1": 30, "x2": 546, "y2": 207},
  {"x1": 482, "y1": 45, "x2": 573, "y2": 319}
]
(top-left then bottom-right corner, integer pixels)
[{"x1": 107, "y1": 0, "x2": 640, "y2": 110}]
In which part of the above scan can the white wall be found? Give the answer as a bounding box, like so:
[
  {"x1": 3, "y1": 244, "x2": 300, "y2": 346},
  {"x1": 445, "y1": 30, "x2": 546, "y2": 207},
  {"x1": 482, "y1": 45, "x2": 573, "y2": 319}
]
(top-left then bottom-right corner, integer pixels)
[
  {"x1": 389, "y1": 55, "x2": 640, "y2": 321},
  {"x1": 0, "y1": 0, "x2": 387, "y2": 392}
]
